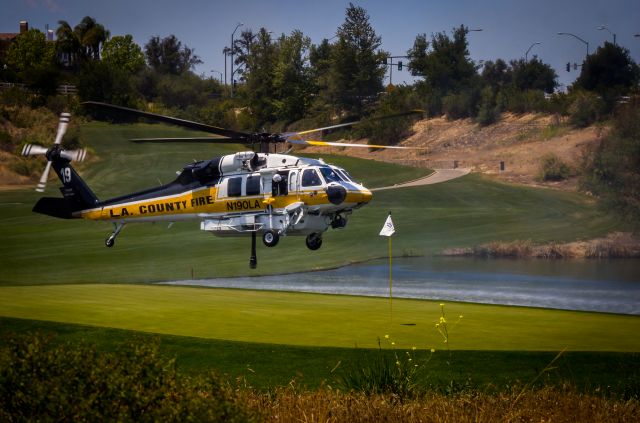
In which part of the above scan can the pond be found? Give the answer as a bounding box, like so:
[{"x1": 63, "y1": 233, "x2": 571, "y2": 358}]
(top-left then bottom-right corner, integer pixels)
[{"x1": 161, "y1": 257, "x2": 640, "y2": 315}]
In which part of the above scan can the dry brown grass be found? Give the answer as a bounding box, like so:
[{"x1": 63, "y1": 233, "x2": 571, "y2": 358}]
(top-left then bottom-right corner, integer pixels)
[
  {"x1": 442, "y1": 232, "x2": 640, "y2": 259},
  {"x1": 243, "y1": 387, "x2": 639, "y2": 422}
]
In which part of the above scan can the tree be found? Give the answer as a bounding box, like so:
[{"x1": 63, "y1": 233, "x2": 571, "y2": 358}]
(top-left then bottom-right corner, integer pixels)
[
  {"x1": 144, "y1": 35, "x2": 202, "y2": 75},
  {"x1": 408, "y1": 26, "x2": 477, "y2": 95},
  {"x1": 55, "y1": 20, "x2": 80, "y2": 67},
  {"x1": 509, "y1": 58, "x2": 557, "y2": 93},
  {"x1": 239, "y1": 28, "x2": 278, "y2": 124},
  {"x1": 573, "y1": 42, "x2": 640, "y2": 109},
  {"x1": 5, "y1": 28, "x2": 59, "y2": 95},
  {"x1": 272, "y1": 30, "x2": 313, "y2": 121},
  {"x1": 74, "y1": 16, "x2": 110, "y2": 60},
  {"x1": 408, "y1": 26, "x2": 480, "y2": 116},
  {"x1": 327, "y1": 3, "x2": 387, "y2": 113},
  {"x1": 481, "y1": 59, "x2": 510, "y2": 90},
  {"x1": 102, "y1": 35, "x2": 145, "y2": 74},
  {"x1": 77, "y1": 60, "x2": 137, "y2": 106}
]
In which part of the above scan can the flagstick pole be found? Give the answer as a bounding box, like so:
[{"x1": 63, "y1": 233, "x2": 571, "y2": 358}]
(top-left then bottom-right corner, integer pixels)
[{"x1": 389, "y1": 234, "x2": 393, "y2": 323}]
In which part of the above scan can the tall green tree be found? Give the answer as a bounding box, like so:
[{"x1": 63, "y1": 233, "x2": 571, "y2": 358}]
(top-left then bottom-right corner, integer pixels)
[
  {"x1": 144, "y1": 35, "x2": 202, "y2": 75},
  {"x1": 407, "y1": 25, "x2": 479, "y2": 116},
  {"x1": 5, "y1": 28, "x2": 59, "y2": 95},
  {"x1": 102, "y1": 35, "x2": 145, "y2": 74},
  {"x1": 509, "y1": 58, "x2": 557, "y2": 93},
  {"x1": 239, "y1": 28, "x2": 278, "y2": 124},
  {"x1": 573, "y1": 42, "x2": 639, "y2": 109},
  {"x1": 74, "y1": 16, "x2": 110, "y2": 60},
  {"x1": 408, "y1": 25, "x2": 477, "y2": 94},
  {"x1": 272, "y1": 30, "x2": 313, "y2": 121},
  {"x1": 328, "y1": 3, "x2": 387, "y2": 113}
]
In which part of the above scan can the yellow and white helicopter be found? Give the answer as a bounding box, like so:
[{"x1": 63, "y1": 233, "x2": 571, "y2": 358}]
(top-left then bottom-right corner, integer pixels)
[{"x1": 22, "y1": 103, "x2": 422, "y2": 268}]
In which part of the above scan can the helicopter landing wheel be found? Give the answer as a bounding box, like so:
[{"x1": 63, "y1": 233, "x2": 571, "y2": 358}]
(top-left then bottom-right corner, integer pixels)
[
  {"x1": 305, "y1": 233, "x2": 322, "y2": 251},
  {"x1": 262, "y1": 230, "x2": 280, "y2": 247},
  {"x1": 105, "y1": 236, "x2": 115, "y2": 248}
]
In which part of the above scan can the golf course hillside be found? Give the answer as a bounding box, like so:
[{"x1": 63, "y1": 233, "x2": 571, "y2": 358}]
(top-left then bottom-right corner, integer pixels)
[{"x1": 0, "y1": 121, "x2": 623, "y2": 284}]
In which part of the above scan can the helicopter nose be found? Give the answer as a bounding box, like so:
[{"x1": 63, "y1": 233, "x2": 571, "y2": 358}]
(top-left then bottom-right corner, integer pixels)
[
  {"x1": 361, "y1": 188, "x2": 372, "y2": 203},
  {"x1": 326, "y1": 184, "x2": 347, "y2": 205}
]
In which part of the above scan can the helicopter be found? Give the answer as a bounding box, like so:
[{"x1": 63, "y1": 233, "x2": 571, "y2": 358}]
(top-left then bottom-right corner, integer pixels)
[{"x1": 22, "y1": 103, "x2": 423, "y2": 268}]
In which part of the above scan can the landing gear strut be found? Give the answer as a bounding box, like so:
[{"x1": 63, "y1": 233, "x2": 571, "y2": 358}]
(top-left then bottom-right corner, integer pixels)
[
  {"x1": 305, "y1": 233, "x2": 323, "y2": 251},
  {"x1": 105, "y1": 222, "x2": 125, "y2": 247}
]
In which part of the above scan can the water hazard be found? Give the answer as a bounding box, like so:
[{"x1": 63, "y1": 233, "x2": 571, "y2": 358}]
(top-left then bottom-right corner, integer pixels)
[{"x1": 161, "y1": 257, "x2": 640, "y2": 315}]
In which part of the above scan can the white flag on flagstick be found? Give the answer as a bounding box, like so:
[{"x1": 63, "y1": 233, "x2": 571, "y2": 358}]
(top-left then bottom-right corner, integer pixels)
[{"x1": 379, "y1": 214, "x2": 395, "y2": 237}]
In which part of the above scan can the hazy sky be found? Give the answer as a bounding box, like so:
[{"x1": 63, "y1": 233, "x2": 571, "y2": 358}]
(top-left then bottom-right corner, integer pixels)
[{"x1": 3, "y1": 0, "x2": 640, "y2": 89}]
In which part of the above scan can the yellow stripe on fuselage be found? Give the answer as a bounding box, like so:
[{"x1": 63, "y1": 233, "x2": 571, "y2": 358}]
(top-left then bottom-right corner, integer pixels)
[{"x1": 77, "y1": 186, "x2": 372, "y2": 222}]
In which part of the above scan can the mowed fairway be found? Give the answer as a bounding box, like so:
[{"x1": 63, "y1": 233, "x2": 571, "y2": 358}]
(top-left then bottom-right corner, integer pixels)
[{"x1": 1, "y1": 284, "x2": 639, "y2": 351}]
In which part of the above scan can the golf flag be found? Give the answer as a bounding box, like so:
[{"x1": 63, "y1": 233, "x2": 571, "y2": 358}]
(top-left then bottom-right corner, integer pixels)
[{"x1": 379, "y1": 214, "x2": 395, "y2": 237}]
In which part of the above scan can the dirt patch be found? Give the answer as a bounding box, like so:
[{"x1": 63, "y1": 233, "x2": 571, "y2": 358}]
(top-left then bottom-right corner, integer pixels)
[{"x1": 441, "y1": 232, "x2": 640, "y2": 259}]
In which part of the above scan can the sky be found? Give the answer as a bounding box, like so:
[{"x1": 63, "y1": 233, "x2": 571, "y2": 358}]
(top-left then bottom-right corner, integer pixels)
[{"x1": 3, "y1": 0, "x2": 640, "y2": 90}]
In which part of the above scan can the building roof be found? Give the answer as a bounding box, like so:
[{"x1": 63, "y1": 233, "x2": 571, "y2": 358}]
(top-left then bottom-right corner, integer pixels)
[{"x1": 0, "y1": 33, "x2": 19, "y2": 41}]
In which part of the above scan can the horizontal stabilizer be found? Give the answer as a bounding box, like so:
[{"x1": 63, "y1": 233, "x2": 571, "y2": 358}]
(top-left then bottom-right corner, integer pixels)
[{"x1": 33, "y1": 197, "x2": 77, "y2": 219}]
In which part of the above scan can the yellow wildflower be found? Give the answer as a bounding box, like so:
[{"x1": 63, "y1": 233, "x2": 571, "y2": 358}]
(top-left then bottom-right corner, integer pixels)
[
  {"x1": 430, "y1": 348, "x2": 435, "y2": 353},
  {"x1": 384, "y1": 334, "x2": 389, "y2": 339}
]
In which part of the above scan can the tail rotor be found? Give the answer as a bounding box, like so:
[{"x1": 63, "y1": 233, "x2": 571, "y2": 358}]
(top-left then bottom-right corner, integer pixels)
[{"x1": 21, "y1": 112, "x2": 87, "y2": 192}]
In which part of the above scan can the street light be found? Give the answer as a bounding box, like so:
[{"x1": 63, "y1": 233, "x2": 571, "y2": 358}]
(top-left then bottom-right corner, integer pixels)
[
  {"x1": 597, "y1": 25, "x2": 616, "y2": 45},
  {"x1": 469, "y1": 28, "x2": 483, "y2": 32},
  {"x1": 230, "y1": 22, "x2": 243, "y2": 98},
  {"x1": 525, "y1": 42, "x2": 541, "y2": 61},
  {"x1": 557, "y1": 32, "x2": 589, "y2": 56}
]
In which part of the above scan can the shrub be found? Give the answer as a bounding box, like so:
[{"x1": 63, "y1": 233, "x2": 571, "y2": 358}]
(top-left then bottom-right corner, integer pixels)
[
  {"x1": 568, "y1": 91, "x2": 604, "y2": 128},
  {"x1": 476, "y1": 87, "x2": 499, "y2": 126},
  {"x1": 0, "y1": 333, "x2": 259, "y2": 422},
  {"x1": 442, "y1": 91, "x2": 478, "y2": 120},
  {"x1": 538, "y1": 154, "x2": 571, "y2": 181}
]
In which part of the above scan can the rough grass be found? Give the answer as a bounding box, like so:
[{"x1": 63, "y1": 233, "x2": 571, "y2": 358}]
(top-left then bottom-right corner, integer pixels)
[
  {"x1": 2, "y1": 317, "x2": 639, "y2": 394},
  {"x1": 243, "y1": 387, "x2": 639, "y2": 422}
]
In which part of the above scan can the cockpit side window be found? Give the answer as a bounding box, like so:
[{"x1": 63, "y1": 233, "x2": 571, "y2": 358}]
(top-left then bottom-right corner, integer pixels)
[{"x1": 301, "y1": 169, "x2": 322, "y2": 187}]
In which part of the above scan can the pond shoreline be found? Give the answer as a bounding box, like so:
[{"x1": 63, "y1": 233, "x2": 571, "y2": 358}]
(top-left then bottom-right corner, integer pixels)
[{"x1": 440, "y1": 232, "x2": 640, "y2": 259}]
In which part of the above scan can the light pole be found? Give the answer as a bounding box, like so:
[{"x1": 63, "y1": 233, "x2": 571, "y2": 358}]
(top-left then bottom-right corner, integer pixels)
[
  {"x1": 597, "y1": 25, "x2": 616, "y2": 45},
  {"x1": 558, "y1": 32, "x2": 589, "y2": 56},
  {"x1": 211, "y1": 70, "x2": 223, "y2": 84},
  {"x1": 469, "y1": 28, "x2": 483, "y2": 32},
  {"x1": 525, "y1": 42, "x2": 541, "y2": 61},
  {"x1": 230, "y1": 22, "x2": 243, "y2": 98}
]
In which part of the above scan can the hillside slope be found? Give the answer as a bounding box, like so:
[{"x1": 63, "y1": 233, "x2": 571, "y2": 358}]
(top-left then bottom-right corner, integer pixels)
[{"x1": 302, "y1": 113, "x2": 603, "y2": 191}]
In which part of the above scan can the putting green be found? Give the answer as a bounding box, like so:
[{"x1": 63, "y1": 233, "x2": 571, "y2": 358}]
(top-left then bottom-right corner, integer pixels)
[{"x1": 1, "y1": 284, "x2": 638, "y2": 351}]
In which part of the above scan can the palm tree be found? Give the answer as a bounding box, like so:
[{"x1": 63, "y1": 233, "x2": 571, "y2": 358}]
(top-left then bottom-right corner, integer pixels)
[
  {"x1": 55, "y1": 20, "x2": 79, "y2": 67},
  {"x1": 74, "y1": 16, "x2": 110, "y2": 60}
]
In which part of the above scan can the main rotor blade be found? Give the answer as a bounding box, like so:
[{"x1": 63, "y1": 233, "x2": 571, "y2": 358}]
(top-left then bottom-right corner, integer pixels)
[
  {"x1": 83, "y1": 101, "x2": 251, "y2": 140},
  {"x1": 130, "y1": 137, "x2": 248, "y2": 143},
  {"x1": 293, "y1": 109, "x2": 425, "y2": 136},
  {"x1": 287, "y1": 138, "x2": 427, "y2": 150}
]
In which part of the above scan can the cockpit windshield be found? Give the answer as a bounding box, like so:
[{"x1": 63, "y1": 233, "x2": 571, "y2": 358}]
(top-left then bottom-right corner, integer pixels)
[
  {"x1": 334, "y1": 168, "x2": 354, "y2": 183},
  {"x1": 319, "y1": 166, "x2": 342, "y2": 183}
]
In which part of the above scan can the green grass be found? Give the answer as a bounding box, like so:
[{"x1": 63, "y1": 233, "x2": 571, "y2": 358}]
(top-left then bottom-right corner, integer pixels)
[
  {"x1": 2, "y1": 317, "x2": 638, "y2": 393},
  {"x1": 0, "y1": 284, "x2": 638, "y2": 352},
  {"x1": 0, "y1": 123, "x2": 623, "y2": 284}
]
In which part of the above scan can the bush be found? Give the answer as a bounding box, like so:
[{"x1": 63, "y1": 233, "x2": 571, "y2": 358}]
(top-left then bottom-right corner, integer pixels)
[
  {"x1": 476, "y1": 87, "x2": 499, "y2": 126},
  {"x1": 568, "y1": 91, "x2": 604, "y2": 128},
  {"x1": 442, "y1": 91, "x2": 478, "y2": 120},
  {"x1": 538, "y1": 154, "x2": 571, "y2": 181},
  {"x1": 580, "y1": 100, "x2": 640, "y2": 223},
  {"x1": 0, "y1": 333, "x2": 259, "y2": 422}
]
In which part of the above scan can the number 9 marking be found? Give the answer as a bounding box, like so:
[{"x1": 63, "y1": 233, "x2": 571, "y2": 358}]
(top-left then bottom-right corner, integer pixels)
[{"x1": 62, "y1": 167, "x2": 72, "y2": 183}]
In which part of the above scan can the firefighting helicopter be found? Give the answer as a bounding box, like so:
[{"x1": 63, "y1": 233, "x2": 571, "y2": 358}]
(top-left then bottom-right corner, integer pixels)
[{"x1": 22, "y1": 102, "x2": 423, "y2": 268}]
